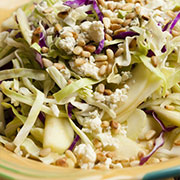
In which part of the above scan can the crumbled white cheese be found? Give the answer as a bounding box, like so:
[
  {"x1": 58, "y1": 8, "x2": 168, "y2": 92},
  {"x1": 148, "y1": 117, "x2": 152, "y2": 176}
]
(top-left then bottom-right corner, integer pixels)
[
  {"x1": 81, "y1": 110, "x2": 102, "y2": 134},
  {"x1": 104, "y1": 158, "x2": 112, "y2": 169},
  {"x1": 74, "y1": 144, "x2": 96, "y2": 169},
  {"x1": 89, "y1": 21, "x2": 104, "y2": 43},
  {"x1": 121, "y1": 71, "x2": 132, "y2": 82},
  {"x1": 58, "y1": 37, "x2": 76, "y2": 54},
  {"x1": 94, "y1": 92, "x2": 105, "y2": 102},
  {"x1": 97, "y1": 132, "x2": 118, "y2": 148},
  {"x1": 80, "y1": 21, "x2": 92, "y2": 32},
  {"x1": 69, "y1": 60, "x2": 100, "y2": 80}
]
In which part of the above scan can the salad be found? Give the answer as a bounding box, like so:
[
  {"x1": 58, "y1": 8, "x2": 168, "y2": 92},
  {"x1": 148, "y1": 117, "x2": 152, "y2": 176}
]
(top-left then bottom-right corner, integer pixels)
[{"x1": 0, "y1": 0, "x2": 180, "y2": 170}]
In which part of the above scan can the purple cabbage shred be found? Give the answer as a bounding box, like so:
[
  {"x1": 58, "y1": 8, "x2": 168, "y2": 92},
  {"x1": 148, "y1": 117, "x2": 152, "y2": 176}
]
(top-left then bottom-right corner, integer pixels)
[
  {"x1": 113, "y1": 31, "x2": 139, "y2": 40},
  {"x1": 169, "y1": 12, "x2": 180, "y2": 34},
  {"x1": 162, "y1": 21, "x2": 172, "y2": 32},
  {"x1": 68, "y1": 135, "x2": 80, "y2": 151},
  {"x1": 161, "y1": 45, "x2": 167, "y2": 53},
  {"x1": 38, "y1": 112, "x2": 45, "y2": 123},
  {"x1": 64, "y1": 0, "x2": 103, "y2": 22},
  {"x1": 139, "y1": 131, "x2": 165, "y2": 165},
  {"x1": 140, "y1": 110, "x2": 177, "y2": 165},
  {"x1": 67, "y1": 103, "x2": 74, "y2": 119},
  {"x1": 147, "y1": 50, "x2": 155, "y2": 57},
  {"x1": 35, "y1": 52, "x2": 44, "y2": 68},
  {"x1": 39, "y1": 32, "x2": 47, "y2": 48},
  {"x1": 95, "y1": 39, "x2": 105, "y2": 54}
]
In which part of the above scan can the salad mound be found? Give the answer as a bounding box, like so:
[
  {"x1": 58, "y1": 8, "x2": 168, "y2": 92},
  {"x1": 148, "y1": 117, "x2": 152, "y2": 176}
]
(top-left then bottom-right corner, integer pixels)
[{"x1": 0, "y1": 0, "x2": 180, "y2": 169}]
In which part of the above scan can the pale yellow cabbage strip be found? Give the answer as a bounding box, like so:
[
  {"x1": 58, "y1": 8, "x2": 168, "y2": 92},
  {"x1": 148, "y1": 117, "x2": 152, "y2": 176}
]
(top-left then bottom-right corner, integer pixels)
[{"x1": 13, "y1": 90, "x2": 44, "y2": 147}]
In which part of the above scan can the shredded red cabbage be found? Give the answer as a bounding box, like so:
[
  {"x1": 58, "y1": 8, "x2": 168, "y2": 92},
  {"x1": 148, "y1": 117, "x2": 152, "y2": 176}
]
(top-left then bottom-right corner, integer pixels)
[
  {"x1": 64, "y1": 0, "x2": 103, "y2": 22},
  {"x1": 86, "y1": 10, "x2": 93, "y2": 14},
  {"x1": 38, "y1": 112, "x2": 45, "y2": 123},
  {"x1": 161, "y1": 45, "x2": 167, "y2": 53},
  {"x1": 140, "y1": 110, "x2": 177, "y2": 165},
  {"x1": 67, "y1": 103, "x2": 74, "y2": 119},
  {"x1": 68, "y1": 135, "x2": 80, "y2": 151},
  {"x1": 162, "y1": 21, "x2": 172, "y2": 32},
  {"x1": 139, "y1": 131, "x2": 165, "y2": 165},
  {"x1": 39, "y1": 32, "x2": 47, "y2": 48},
  {"x1": 95, "y1": 39, "x2": 105, "y2": 54},
  {"x1": 113, "y1": 31, "x2": 139, "y2": 40},
  {"x1": 35, "y1": 52, "x2": 44, "y2": 68},
  {"x1": 169, "y1": 12, "x2": 180, "y2": 34},
  {"x1": 147, "y1": 50, "x2": 155, "y2": 57}
]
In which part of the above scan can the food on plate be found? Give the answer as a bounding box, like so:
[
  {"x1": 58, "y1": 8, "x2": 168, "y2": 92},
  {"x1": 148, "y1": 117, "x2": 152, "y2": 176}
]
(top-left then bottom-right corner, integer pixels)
[{"x1": 0, "y1": 0, "x2": 180, "y2": 169}]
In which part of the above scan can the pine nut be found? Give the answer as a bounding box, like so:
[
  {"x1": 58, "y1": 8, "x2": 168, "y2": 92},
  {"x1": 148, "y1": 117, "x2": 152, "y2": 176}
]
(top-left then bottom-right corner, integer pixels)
[
  {"x1": 165, "y1": 105, "x2": 175, "y2": 110},
  {"x1": 95, "y1": 61, "x2": 108, "y2": 67},
  {"x1": 73, "y1": 46, "x2": 83, "y2": 55},
  {"x1": 107, "y1": 3, "x2": 116, "y2": 11},
  {"x1": 130, "y1": 160, "x2": 140, "y2": 167},
  {"x1": 122, "y1": 19, "x2": 132, "y2": 27},
  {"x1": 33, "y1": 27, "x2": 42, "y2": 35},
  {"x1": 41, "y1": 47, "x2": 49, "y2": 53},
  {"x1": 95, "y1": 54, "x2": 108, "y2": 61},
  {"x1": 114, "y1": 28, "x2": 127, "y2": 35},
  {"x1": 105, "y1": 33, "x2": 113, "y2": 41},
  {"x1": 56, "y1": 157, "x2": 68, "y2": 167},
  {"x1": 103, "y1": 11, "x2": 112, "y2": 18},
  {"x1": 151, "y1": 56, "x2": 158, "y2": 67},
  {"x1": 147, "y1": 139, "x2": 154, "y2": 150},
  {"x1": 110, "y1": 18, "x2": 124, "y2": 24},
  {"x1": 4, "y1": 142, "x2": 16, "y2": 152},
  {"x1": 97, "y1": 152, "x2": 107, "y2": 162},
  {"x1": 66, "y1": 158, "x2": 75, "y2": 168},
  {"x1": 104, "y1": 89, "x2": 113, "y2": 95},
  {"x1": 174, "y1": 134, "x2": 180, "y2": 146},
  {"x1": 126, "y1": 0, "x2": 135, "y2": 3},
  {"x1": 121, "y1": 3, "x2": 134, "y2": 11},
  {"x1": 71, "y1": 32, "x2": 78, "y2": 40},
  {"x1": 61, "y1": 32, "x2": 73, "y2": 38},
  {"x1": 141, "y1": 15, "x2": 149, "y2": 21},
  {"x1": 145, "y1": 130, "x2": 156, "y2": 140},
  {"x1": 107, "y1": 64, "x2": 113, "y2": 74},
  {"x1": 54, "y1": 63, "x2": 65, "y2": 70},
  {"x1": 106, "y1": 49, "x2": 114, "y2": 62},
  {"x1": 172, "y1": 30, "x2": 180, "y2": 37},
  {"x1": 110, "y1": 120, "x2": 119, "y2": 129},
  {"x1": 81, "y1": 51, "x2": 91, "y2": 58},
  {"x1": 84, "y1": 45, "x2": 96, "y2": 53},
  {"x1": 77, "y1": 38, "x2": 86, "y2": 46},
  {"x1": 129, "y1": 38, "x2": 137, "y2": 51},
  {"x1": 115, "y1": 47, "x2": 124, "y2": 57},
  {"x1": 126, "y1": 12, "x2": 136, "y2": 19},
  {"x1": 42, "y1": 58, "x2": 53, "y2": 68},
  {"x1": 58, "y1": 11, "x2": 69, "y2": 19},
  {"x1": 103, "y1": 17, "x2": 111, "y2": 29},
  {"x1": 93, "y1": 139, "x2": 102, "y2": 148},
  {"x1": 138, "y1": 151, "x2": 145, "y2": 159},
  {"x1": 55, "y1": 23, "x2": 62, "y2": 32},
  {"x1": 97, "y1": 0, "x2": 106, "y2": 7},
  {"x1": 101, "y1": 121, "x2": 110, "y2": 128},
  {"x1": 99, "y1": 65, "x2": 107, "y2": 76},
  {"x1": 39, "y1": 148, "x2": 51, "y2": 157},
  {"x1": 65, "y1": 150, "x2": 77, "y2": 164},
  {"x1": 75, "y1": 58, "x2": 86, "y2": 66},
  {"x1": 106, "y1": 152, "x2": 114, "y2": 158},
  {"x1": 174, "y1": 140, "x2": 180, "y2": 146},
  {"x1": 111, "y1": 24, "x2": 122, "y2": 31},
  {"x1": 96, "y1": 83, "x2": 105, "y2": 93}
]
